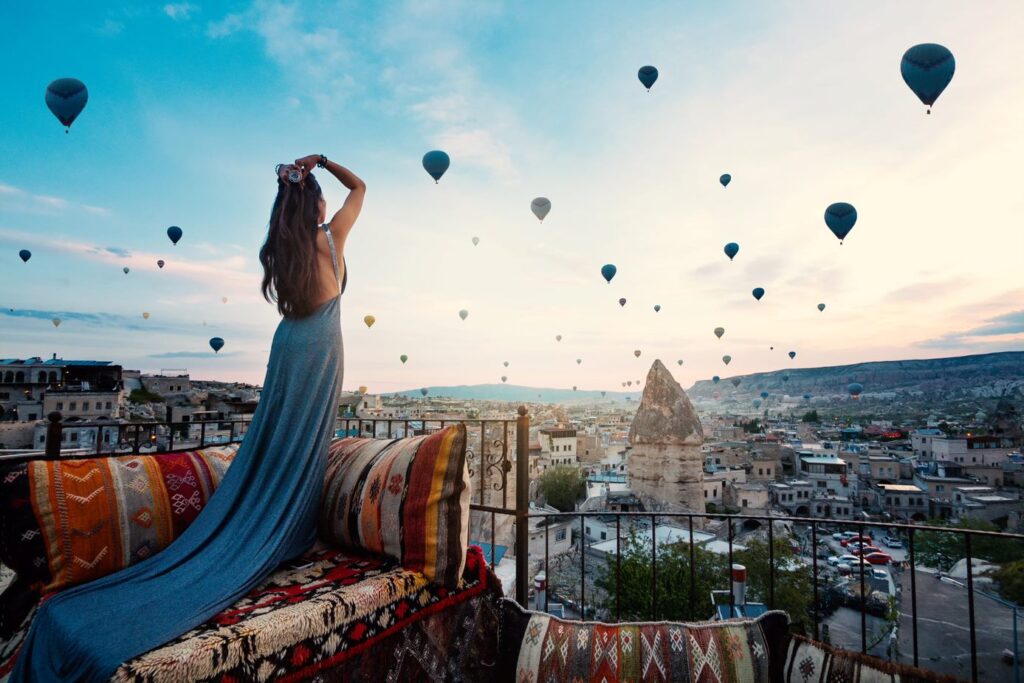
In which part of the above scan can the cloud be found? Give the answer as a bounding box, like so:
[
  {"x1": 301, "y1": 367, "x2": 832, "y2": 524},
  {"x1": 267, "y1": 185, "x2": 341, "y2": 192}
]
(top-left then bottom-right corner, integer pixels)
[
  {"x1": 0, "y1": 182, "x2": 110, "y2": 216},
  {"x1": 206, "y1": 12, "x2": 243, "y2": 38},
  {"x1": 163, "y1": 3, "x2": 197, "y2": 20},
  {"x1": 885, "y1": 277, "x2": 972, "y2": 303},
  {"x1": 101, "y1": 246, "x2": 133, "y2": 258},
  {"x1": 919, "y1": 309, "x2": 1024, "y2": 348},
  {"x1": 2, "y1": 308, "x2": 172, "y2": 332}
]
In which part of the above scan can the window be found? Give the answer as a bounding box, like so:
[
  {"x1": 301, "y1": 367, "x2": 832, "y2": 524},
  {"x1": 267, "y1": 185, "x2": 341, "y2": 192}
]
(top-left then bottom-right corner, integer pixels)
[
  {"x1": 70, "y1": 402, "x2": 77, "y2": 411},
  {"x1": 704, "y1": 490, "x2": 708, "y2": 498},
  {"x1": 106, "y1": 402, "x2": 112, "y2": 410},
  {"x1": 28, "y1": 413, "x2": 37, "y2": 420},
  {"x1": 758, "y1": 468, "x2": 763, "y2": 476},
  {"x1": 56, "y1": 401, "x2": 63, "y2": 410},
  {"x1": 555, "y1": 528, "x2": 567, "y2": 542},
  {"x1": 70, "y1": 432, "x2": 78, "y2": 442},
  {"x1": 83, "y1": 402, "x2": 90, "y2": 411},
  {"x1": 817, "y1": 481, "x2": 826, "y2": 488},
  {"x1": 600, "y1": 531, "x2": 607, "y2": 540},
  {"x1": 742, "y1": 499, "x2": 748, "y2": 507},
  {"x1": 585, "y1": 526, "x2": 592, "y2": 535}
]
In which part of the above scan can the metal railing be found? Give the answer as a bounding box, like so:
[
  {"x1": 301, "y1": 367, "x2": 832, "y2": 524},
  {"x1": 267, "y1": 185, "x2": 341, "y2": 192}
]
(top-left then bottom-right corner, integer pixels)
[{"x1": 527, "y1": 510, "x2": 1024, "y2": 683}]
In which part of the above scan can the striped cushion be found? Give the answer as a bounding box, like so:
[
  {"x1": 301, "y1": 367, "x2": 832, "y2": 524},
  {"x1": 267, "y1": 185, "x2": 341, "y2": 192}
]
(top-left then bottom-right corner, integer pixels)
[
  {"x1": 0, "y1": 445, "x2": 238, "y2": 595},
  {"x1": 319, "y1": 425, "x2": 471, "y2": 589}
]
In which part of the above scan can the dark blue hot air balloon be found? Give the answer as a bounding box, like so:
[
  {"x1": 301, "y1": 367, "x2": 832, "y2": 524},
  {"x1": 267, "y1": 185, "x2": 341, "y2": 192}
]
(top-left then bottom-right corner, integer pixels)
[
  {"x1": 848, "y1": 382, "x2": 863, "y2": 398},
  {"x1": 601, "y1": 264, "x2": 617, "y2": 283},
  {"x1": 724, "y1": 242, "x2": 739, "y2": 261},
  {"x1": 420, "y1": 388, "x2": 429, "y2": 396},
  {"x1": 167, "y1": 226, "x2": 183, "y2": 245},
  {"x1": 618, "y1": 297, "x2": 627, "y2": 307},
  {"x1": 803, "y1": 393, "x2": 812, "y2": 401},
  {"x1": 901, "y1": 44, "x2": 955, "y2": 114},
  {"x1": 19, "y1": 250, "x2": 31, "y2": 263},
  {"x1": 788, "y1": 351, "x2": 796, "y2": 360},
  {"x1": 45, "y1": 78, "x2": 88, "y2": 132},
  {"x1": 712, "y1": 375, "x2": 720, "y2": 384},
  {"x1": 637, "y1": 66, "x2": 658, "y2": 91},
  {"x1": 209, "y1": 337, "x2": 225, "y2": 353},
  {"x1": 752, "y1": 398, "x2": 762, "y2": 408},
  {"x1": 422, "y1": 150, "x2": 450, "y2": 183},
  {"x1": 719, "y1": 174, "x2": 731, "y2": 187},
  {"x1": 752, "y1": 287, "x2": 764, "y2": 301},
  {"x1": 731, "y1": 378, "x2": 742, "y2": 387},
  {"x1": 782, "y1": 374, "x2": 790, "y2": 383},
  {"x1": 760, "y1": 391, "x2": 769, "y2": 399},
  {"x1": 824, "y1": 203, "x2": 857, "y2": 244}
]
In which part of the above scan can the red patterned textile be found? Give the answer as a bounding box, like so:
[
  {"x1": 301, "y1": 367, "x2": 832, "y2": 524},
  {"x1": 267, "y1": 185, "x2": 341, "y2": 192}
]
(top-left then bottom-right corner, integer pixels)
[{"x1": 0, "y1": 545, "x2": 499, "y2": 682}]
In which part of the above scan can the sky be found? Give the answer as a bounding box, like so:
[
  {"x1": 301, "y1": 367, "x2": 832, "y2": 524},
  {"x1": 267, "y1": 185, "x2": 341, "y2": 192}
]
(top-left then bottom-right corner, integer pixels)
[{"x1": 1, "y1": 1, "x2": 1023, "y2": 394}]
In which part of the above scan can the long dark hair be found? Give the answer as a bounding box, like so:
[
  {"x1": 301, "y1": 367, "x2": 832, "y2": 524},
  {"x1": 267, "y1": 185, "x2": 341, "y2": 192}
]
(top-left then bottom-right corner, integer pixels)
[{"x1": 260, "y1": 171, "x2": 323, "y2": 318}]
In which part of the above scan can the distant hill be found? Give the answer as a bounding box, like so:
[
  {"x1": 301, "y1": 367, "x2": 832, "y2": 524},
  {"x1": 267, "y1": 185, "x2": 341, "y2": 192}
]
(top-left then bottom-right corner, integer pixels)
[
  {"x1": 687, "y1": 351, "x2": 1024, "y2": 402},
  {"x1": 383, "y1": 384, "x2": 636, "y2": 403}
]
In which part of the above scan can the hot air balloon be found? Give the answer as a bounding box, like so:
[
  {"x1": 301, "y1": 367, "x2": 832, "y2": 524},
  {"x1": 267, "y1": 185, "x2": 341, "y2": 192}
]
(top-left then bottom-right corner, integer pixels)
[
  {"x1": 714, "y1": 327, "x2": 725, "y2": 339},
  {"x1": 724, "y1": 242, "x2": 739, "y2": 261},
  {"x1": 601, "y1": 264, "x2": 617, "y2": 283},
  {"x1": 653, "y1": 304, "x2": 661, "y2": 312},
  {"x1": 627, "y1": 381, "x2": 633, "y2": 387},
  {"x1": 722, "y1": 355, "x2": 731, "y2": 365},
  {"x1": 51, "y1": 318, "x2": 61, "y2": 328},
  {"x1": 731, "y1": 378, "x2": 742, "y2": 387},
  {"x1": 422, "y1": 150, "x2": 450, "y2": 183},
  {"x1": 501, "y1": 376, "x2": 507, "y2": 383},
  {"x1": 572, "y1": 386, "x2": 577, "y2": 391},
  {"x1": 803, "y1": 393, "x2": 812, "y2": 401},
  {"x1": 712, "y1": 376, "x2": 720, "y2": 384},
  {"x1": 719, "y1": 174, "x2": 731, "y2": 187},
  {"x1": 637, "y1": 65, "x2": 658, "y2": 91},
  {"x1": 619, "y1": 298, "x2": 627, "y2": 307},
  {"x1": 503, "y1": 361, "x2": 509, "y2": 367},
  {"x1": 123, "y1": 267, "x2": 130, "y2": 275},
  {"x1": 531, "y1": 197, "x2": 551, "y2": 222},
  {"x1": 633, "y1": 350, "x2": 641, "y2": 358},
  {"x1": 167, "y1": 226, "x2": 183, "y2": 245},
  {"x1": 472, "y1": 236, "x2": 479, "y2": 246},
  {"x1": 900, "y1": 44, "x2": 955, "y2": 114},
  {"x1": 400, "y1": 354, "x2": 408, "y2": 364},
  {"x1": 824, "y1": 203, "x2": 857, "y2": 244},
  {"x1": 760, "y1": 391, "x2": 769, "y2": 399},
  {"x1": 221, "y1": 297, "x2": 228, "y2": 304},
  {"x1": 157, "y1": 259, "x2": 165, "y2": 269},
  {"x1": 420, "y1": 388, "x2": 429, "y2": 396},
  {"x1": 363, "y1": 315, "x2": 376, "y2": 328},
  {"x1": 600, "y1": 391, "x2": 606, "y2": 398},
  {"x1": 753, "y1": 399, "x2": 762, "y2": 408},
  {"x1": 788, "y1": 351, "x2": 796, "y2": 360},
  {"x1": 817, "y1": 303, "x2": 826, "y2": 312},
  {"x1": 848, "y1": 382, "x2": 863, "y2": 399},
  {"x1": 677, "y1": 360, "x2": 683, "y2": 366},
  {"x1": 576, "y1": 358, "x2": 582, "y2": 365},
  {"x1": 142, "y1": 312, "x2": 150, "y2": 320},
  {"x1": 555, "y1": 335, "x2": 562, "y2": 342},
  {"x1": 209, "y1": 337, "x2": 225, "y2": 353},
  {"x1": 752, "y1": 287, "x2": 765, "y2": 301},
  {"x1": 358, "y1": 386, "x2": 368, "y2": 395},
  {"x1": 45, "y1": 78, "x2": 88, "y2": 132},
  {"x1": 458, "y1": 309, "x2": 469, "y2": 321},
  {"x1": 19, "y1": 250, "x2": 31, "y2": 263},
  {"x1": 782, "y1": 374, "x2": 790, "y2": 383},
  {"x1": 622, "y1": 382, "x2": 627, "y2": 387}
]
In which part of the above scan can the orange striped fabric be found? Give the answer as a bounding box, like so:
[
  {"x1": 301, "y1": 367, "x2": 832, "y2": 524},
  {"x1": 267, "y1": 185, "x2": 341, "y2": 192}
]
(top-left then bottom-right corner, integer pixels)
[{"x1": 319, "y1": 425, "x2": 471, "y2": 588}]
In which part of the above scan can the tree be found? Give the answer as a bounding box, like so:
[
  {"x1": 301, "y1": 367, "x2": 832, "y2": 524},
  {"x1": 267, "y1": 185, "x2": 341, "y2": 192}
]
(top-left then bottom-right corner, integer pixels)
[
  {"x1": 802, "y1": 410, "x2": 819, "y2": 423},
  {"x1": 914, "y1": 518, "x2": 1024, "y2": 571},
  {"x1": 992, "y1": 560, "x2": 1024, "y2": 606},
  {"x1": 537, "y1": 466, "x2": 586, "y2": 512},
  {"x1": 733, "y1": 538, "x2": 815, "y2": 635},
  {"x1": 128, "y1": 388, "x2": 164, "y2": 404}
]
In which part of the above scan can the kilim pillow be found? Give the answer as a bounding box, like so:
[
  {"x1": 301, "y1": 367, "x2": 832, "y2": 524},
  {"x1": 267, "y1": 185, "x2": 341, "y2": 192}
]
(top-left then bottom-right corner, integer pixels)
[
  {"x1": 498, "y1": 598, "x2": 792, "y2": 683},
  {"x1": 782, "y1": 634, "x2": 968, "y2": 683},
  {"x1": 0, "y1": 445, "x2": 238, "y2": 598},
  {"x1": 319, "y1": 425, "x2": 472, "y2": 589}
]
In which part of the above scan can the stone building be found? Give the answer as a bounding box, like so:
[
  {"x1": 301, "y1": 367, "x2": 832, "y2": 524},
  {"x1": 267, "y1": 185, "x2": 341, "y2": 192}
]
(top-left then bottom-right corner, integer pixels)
[{"x1": 627, "y1": 360, "x2": 704, "y2": 512}]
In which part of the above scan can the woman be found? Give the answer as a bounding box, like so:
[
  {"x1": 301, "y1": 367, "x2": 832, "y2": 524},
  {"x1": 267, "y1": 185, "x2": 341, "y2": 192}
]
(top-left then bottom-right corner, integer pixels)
[{"x1": 11, "y1": 155, "x2": 365, "y2": 681}]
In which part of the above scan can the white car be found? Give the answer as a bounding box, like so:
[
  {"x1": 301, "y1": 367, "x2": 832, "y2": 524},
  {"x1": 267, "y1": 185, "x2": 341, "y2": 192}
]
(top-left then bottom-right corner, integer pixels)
[
  {"x1": 883, "y1": 537, "x2": 903, "y2": 549},
  {"x1": 827, "y1": 556, "x2": 841, "y2": 566}
]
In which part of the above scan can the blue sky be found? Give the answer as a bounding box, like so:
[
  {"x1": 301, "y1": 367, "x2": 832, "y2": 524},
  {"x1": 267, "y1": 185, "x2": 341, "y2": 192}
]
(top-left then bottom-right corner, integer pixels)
[{"x1": 2, "y1": 1, "x2": 1023, "y2": 393}]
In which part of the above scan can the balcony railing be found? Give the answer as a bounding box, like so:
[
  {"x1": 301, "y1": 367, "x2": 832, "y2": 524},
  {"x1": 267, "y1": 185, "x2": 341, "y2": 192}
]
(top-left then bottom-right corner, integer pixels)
[{"x1": 9, "y1": 409, "x2": 1022, "y2": 681}]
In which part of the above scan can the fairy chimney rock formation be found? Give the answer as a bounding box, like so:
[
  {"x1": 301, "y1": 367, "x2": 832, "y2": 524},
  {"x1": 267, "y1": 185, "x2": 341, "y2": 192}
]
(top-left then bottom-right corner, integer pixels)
[{"x1": 628, "y1": 359, "x2": 705, "y2": 513}]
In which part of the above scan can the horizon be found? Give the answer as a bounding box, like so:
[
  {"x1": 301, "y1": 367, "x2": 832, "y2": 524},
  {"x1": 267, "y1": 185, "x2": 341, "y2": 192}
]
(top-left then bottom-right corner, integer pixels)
[{"x1": 3, "y1": 2, "x2": 1023, "y2": 394}]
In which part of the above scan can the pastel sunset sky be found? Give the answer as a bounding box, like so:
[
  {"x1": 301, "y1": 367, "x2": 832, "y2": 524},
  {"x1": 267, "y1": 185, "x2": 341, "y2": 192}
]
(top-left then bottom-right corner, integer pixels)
[{"x1": 2, "y1": 1, "x2": 1022, "y2": 393}]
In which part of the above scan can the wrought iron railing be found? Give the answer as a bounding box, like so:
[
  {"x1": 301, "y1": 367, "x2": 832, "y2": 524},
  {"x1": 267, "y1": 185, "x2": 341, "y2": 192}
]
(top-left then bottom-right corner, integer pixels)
[{"x1": 527, "y1": 510, "x2": 1024, "y2": 683}]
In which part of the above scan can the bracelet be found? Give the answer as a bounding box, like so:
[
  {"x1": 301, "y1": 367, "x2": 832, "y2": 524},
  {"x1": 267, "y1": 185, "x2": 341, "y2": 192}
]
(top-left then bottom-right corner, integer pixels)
[{"x1": 317, "y1": 154, "x2": 328, "y2": 169}]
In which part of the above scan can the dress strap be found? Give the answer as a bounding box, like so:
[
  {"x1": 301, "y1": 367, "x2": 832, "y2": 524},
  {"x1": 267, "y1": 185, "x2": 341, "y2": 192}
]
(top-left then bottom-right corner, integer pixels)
[{"x1": 321, "y1": 224, "x2": 342, "y2": 296}]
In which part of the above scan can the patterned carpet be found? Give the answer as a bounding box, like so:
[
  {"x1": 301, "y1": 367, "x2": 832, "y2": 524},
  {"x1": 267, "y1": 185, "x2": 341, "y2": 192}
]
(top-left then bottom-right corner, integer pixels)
[{"x1": 1, "y1": 545, "x2": 501, "y2": 682}]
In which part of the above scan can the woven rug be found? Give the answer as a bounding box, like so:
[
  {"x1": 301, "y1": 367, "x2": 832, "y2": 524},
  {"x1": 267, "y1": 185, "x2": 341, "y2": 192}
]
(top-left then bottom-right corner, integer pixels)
[
  {"x1": 1, "y1": 545, "x2": 500, "y2": 682},
  {"x1": 783, "y1": 634, "x2": 968, "y2": 683}
]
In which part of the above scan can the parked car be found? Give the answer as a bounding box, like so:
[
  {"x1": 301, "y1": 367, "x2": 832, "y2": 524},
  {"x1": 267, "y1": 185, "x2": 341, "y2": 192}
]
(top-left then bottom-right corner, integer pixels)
[
  {"x1": 871, "y1": 568, "x2": 889, "y2": 581},
  {"x1": 883, "y1": 536, "x2": 903, "y2": 549},
  {"x1": 839, "y1": 554, "x2": 862, "y2": 565},
  {"x1": 840, "y1": 534, "x2": 873, "y2": 547},
  {"x1": 864, "y1": 552, "x2": 893, "y2": 565},
  {"x1": 827, "y1": 556, "x2": 841, "y2": 566},
  {"x1": 834, "y1": 531, "x2": 858, "y2": 541},
  {"x1": 852, "y1": 545, "x2": 882, "y2": 556}
]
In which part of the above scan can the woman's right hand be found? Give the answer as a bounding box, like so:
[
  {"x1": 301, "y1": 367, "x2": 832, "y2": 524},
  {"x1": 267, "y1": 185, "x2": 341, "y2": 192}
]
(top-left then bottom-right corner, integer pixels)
[{"x1": 295, "y1": 155, "x2": 321, "y2": 176}]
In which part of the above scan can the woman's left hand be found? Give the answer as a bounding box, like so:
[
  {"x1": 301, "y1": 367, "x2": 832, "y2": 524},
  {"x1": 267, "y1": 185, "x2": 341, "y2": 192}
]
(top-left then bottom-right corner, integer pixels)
[{"x1": 294, "y1": 155, "x2": 321, "y2": 176}]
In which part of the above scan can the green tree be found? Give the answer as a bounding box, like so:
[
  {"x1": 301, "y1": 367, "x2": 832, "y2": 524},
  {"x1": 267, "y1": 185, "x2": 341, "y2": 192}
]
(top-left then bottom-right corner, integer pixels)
[
  {"x1": 733, "y1": 538, "x2": 815, "y2": 635},
  {"x1": 128, "y1": 388, "x2": 164, "y2": 404},
  {"x1": 537, "y1": 466, "x2": 586, "y2": 512},
  {"x1": 802, "y1": 410, "x2": 819, "y2": 423},
  {"x1": 915, "y1": 518, "x2": 1024, "y2": 571},
  {"x1": 992, "y1": 560, "x2": 1024, "y2": 606}
]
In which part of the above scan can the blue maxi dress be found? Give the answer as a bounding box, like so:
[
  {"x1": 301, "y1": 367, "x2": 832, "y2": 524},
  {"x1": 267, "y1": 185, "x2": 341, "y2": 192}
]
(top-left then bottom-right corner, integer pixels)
[{"x1": 11, "y1": 225, "x2": 346, "y2": 682}]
